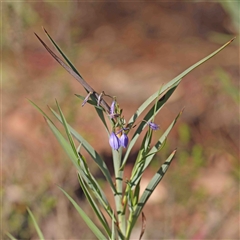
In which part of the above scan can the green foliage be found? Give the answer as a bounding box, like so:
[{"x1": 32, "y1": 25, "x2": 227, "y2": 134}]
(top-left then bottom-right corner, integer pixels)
[
  {"x1": 26, "y1": 30, "x2": 234, "y2": 240},
  {"x1": 27, "y1": 208, "x2": 45, "y2": 240}
]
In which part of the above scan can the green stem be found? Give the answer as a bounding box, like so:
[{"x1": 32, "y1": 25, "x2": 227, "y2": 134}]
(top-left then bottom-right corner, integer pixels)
[
  {"x1": 112, "y1": 148, "x2": 126, "y2": 239},
  {"x1": 125, "y1": 211, "x2": 134, "y2": 240}
]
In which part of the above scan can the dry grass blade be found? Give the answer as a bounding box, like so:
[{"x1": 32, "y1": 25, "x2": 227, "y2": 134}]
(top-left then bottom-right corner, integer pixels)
[{"x1": 139, "y1": 212, "x2": 146, "y2": 240}]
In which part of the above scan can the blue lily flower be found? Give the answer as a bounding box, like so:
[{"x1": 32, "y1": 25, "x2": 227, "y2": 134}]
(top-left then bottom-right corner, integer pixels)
[
  {"x1": 120, "y1": 133, "x2": 128, "y2": 148},
  {"x1": 109, "y1": 132, "x2": 120, "y2": 150}
]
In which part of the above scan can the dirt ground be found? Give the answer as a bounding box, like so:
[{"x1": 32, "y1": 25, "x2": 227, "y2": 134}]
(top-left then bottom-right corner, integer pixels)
[{"x1": 2, "y1": 2, "x2": 239, "y2": 239}]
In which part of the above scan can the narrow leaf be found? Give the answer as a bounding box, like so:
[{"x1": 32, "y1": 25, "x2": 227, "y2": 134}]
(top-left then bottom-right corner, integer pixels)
[
  {"x1": 46, "y1": 118, "x2": 80, "y2": 171},
  {"x1": 50, "y1": 107, "x2": 116, "y2": 192},
  {"x1": 125, "y1": 38, "x2": 235, "y2": 175},
  {"x1": 43, "y1": 27, "x2": 84, "y2": 79},
  {"x1": 27, "y1": 208, "x2": 45, "y2": 240},
  {"x1": 132, "y1": 149, "x2": 177, "y2": 226},
  {"x1": 46, "y1": 117, "x2": 111, "y2": 209},
  {"x1": 75, "y1": 94, "x2": 101, "y2": 108},
  {"x1": 43, "y1": 29, "x2": 111, "y2": 133},
  {"x1": 121, "y1": 87, "x2": 177, "y2": 169},
  {"x1": 55, "y1": 100, "x2": 78, "y2": 157},
  {"x1": 5, "y1": 232, "x2": 17, "y2": 240},
  {"x1": 59, "y1": 187, "x2": 107, "y2": 240},
  {"x1": 77, "y1": 174, "x2": 112, "y2": 237},
  {"x1": 111, "y1": 210, "x2": 116, "y2": 240},
  {"x1": 35, "y1": 31, "x2": 110, "y2": 112},
  {"x1": 77, "y1": 154, "x2": 112, "y2": 216},
  {"x1": 129, "y1": 108, "x2": 183, "y2": 188},
  {"x1": 128, "y1": 37, "x2": 235, "y2": 127},
  {"x1": 28, "y1": 99, "x2": 55, "y2": 125}
]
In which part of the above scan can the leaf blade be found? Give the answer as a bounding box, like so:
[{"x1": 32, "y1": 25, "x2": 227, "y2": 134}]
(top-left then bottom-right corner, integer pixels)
[
  {"x1": 129, "y1": 149, "x2": 177, "y2": 234},
  {"x1": 128, "y1": 37, "x2": 235, "y2": 127},
  {"x1": 49, "y1": 107, "x2": 116, "y2": 193},
  {"x1": 59, "y1": 187, "x2": 107, "y2": 240},
  {"x1": 27, "y1": 208, "x2": 45, "y2": 240}
]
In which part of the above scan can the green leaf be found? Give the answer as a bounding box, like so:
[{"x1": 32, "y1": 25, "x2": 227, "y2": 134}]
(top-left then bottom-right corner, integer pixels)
[
  {"x1": 77, "y1": 174, "x2": 112, "y2": 238},
  {"x1": 95, "y1": 107, "x2": 110, "y2": 133},
  {"x1": 55, "y1": 100, "x2": 78, "y2": 157},
  {"x1": 30, "y1": 100, "x2": 114, "y2": 195},
  {"x1": 137, "y1": 149, "x2": 176, "y2": 212},
  {"x1": 129, "y1": 109, "x2": 183, "y2": 189},
  {"x1": 128, "y1": 37, "x2": 235, "y2": 127},
  {"x1": 35, "y1": 103, "x2": 114, "y2": 214},
  {"x1": 35, "y1": 30, "x2": 110, "y2": 112},
  {"x1": 129, "y1": 149, "x2": 177, "y2": 236},
  {"x1": 27, "y1": 207, "x2": 45, "y2": 240},
  {"x1": 148, "y1": 109, "x2": 183, "y2": 157},
  {"x1": 43, "y1": 27, "x2": 84, "y2": 79},
  {"x1": 28, "y1": 99, "x2": 55, "y2": 125},
  {"x1": 45, "y1": 28, "x2": 111, "y2": 133},
  {"x1": 111, "y1": 210, "x2": 116, "y2": 240},
  {"x1": 39, "y1": 29, "x2": 111, "y2": 132},
  {"x1": 77, "y1": 154, "x2": 113, "y2": 217},
  {"x1": 75, "y1": 94, "x2": 102, "y2": 108},
  {"x1": 121, "y1": 87, "x2": 177, "y2": 169},
  {"x1": 46, "y1": 118, "x2": 81, "y2": 171},
  {"x1": 5, "y1": 232, "x2": 17, "y2": 240},
  {"x1": 50, "y1": 107, "x2": 116, "y2": 193},
  {"x1": 45, "y1": 117, "x2": 111, "y2": 210},
  {"x1": 59, "y1": 187, "x2": 107, "y2": 240},
  {"x1": 122, "y1": 37, "x2": 235, "y2": 171}
]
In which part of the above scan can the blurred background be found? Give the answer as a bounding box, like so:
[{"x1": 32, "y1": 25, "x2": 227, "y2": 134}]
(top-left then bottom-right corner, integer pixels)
[{"x1": 2, "y1": 1, "x2": 239, "y2": 239}]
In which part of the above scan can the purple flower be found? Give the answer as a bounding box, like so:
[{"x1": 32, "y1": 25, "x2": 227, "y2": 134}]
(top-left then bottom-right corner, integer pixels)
[
  {"x1": 119, "y1": 133, "x2": 128, "y2": 148},
  {"x1": 109, "y1": 132, "x2": 120, "y2": 150},
  {"x1": 148, "y1": 121, "x2": 160, "y2": 130},
  {"x1": 110, "y1": 101, "x2": 116, "y2": 115},
  {"x1": 109, "y1": 101, "x2": 119, "y2": 118}
]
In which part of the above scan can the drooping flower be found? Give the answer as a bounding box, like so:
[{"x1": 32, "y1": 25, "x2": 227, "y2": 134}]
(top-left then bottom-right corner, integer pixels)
[
  {"x1": 110, "y1": 101, "x2": 116, "y2": 115},
  {"x1": 119, "y1": 133, "x2": 128, "y2": 148},
  {"x1": 148, "y1": 121, "x2": 160, "y2": 130},
  {"x1": 109, "y1": 132, "x2": 120, "y2": 150},
  {"x1": 109, "y1": 101, "x2": 119, "y2": 118}
]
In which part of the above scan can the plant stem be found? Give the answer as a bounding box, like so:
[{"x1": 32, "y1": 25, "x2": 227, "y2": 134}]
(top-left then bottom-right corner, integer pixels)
[{"x1": 112, "y1": 148, "x2": 126, "y2": 239}]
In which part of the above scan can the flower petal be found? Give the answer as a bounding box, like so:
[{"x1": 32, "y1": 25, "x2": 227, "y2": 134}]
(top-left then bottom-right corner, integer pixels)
[
  {"x1": 109, "y1": 132, "x2": 120, "y2": 150},
  {"x1": 110, "y1": 101, "x2": 116, "y2": 115},
  {"x1": 120, "y1": 133, "x2": 128, "y2": 148},
  {"x1": 148, "y1": 122, "x2": 160, "y2": 130}
]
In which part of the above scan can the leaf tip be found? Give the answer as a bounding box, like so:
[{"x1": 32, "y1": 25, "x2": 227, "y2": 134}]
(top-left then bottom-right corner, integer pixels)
[
  {"x1": 42, "y1": 26, "x2": 48, "y2": 34},
  {"x1": 229, "y1": 36, "x2": 236, "y2": 43},
  {"x1": 180, "y1": 107, "x2": 185, "y2": 114}
]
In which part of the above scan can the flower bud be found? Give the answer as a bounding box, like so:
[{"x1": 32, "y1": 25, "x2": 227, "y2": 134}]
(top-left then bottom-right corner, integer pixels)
[
  {"x1": 148, "y1": 121, "x2": 160, "y2": 130},
  {"x1": 119, "y1": 133, "x2": 128, "y2": 148},
  {"x1": 109, "y1": 132, "x2": 120, "y2": 150},
  {"x1": 110, "y1": 101, "x2": 116, "y2": 115}
]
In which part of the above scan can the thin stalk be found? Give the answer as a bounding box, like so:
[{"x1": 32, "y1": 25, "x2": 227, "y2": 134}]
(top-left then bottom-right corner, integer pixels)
[
  {"x1": 112, "y1": 148, "x2": 126, "y2": 239},
  {"x1": 125, "y1": 210, "x2": 134, "y2": 239}
]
